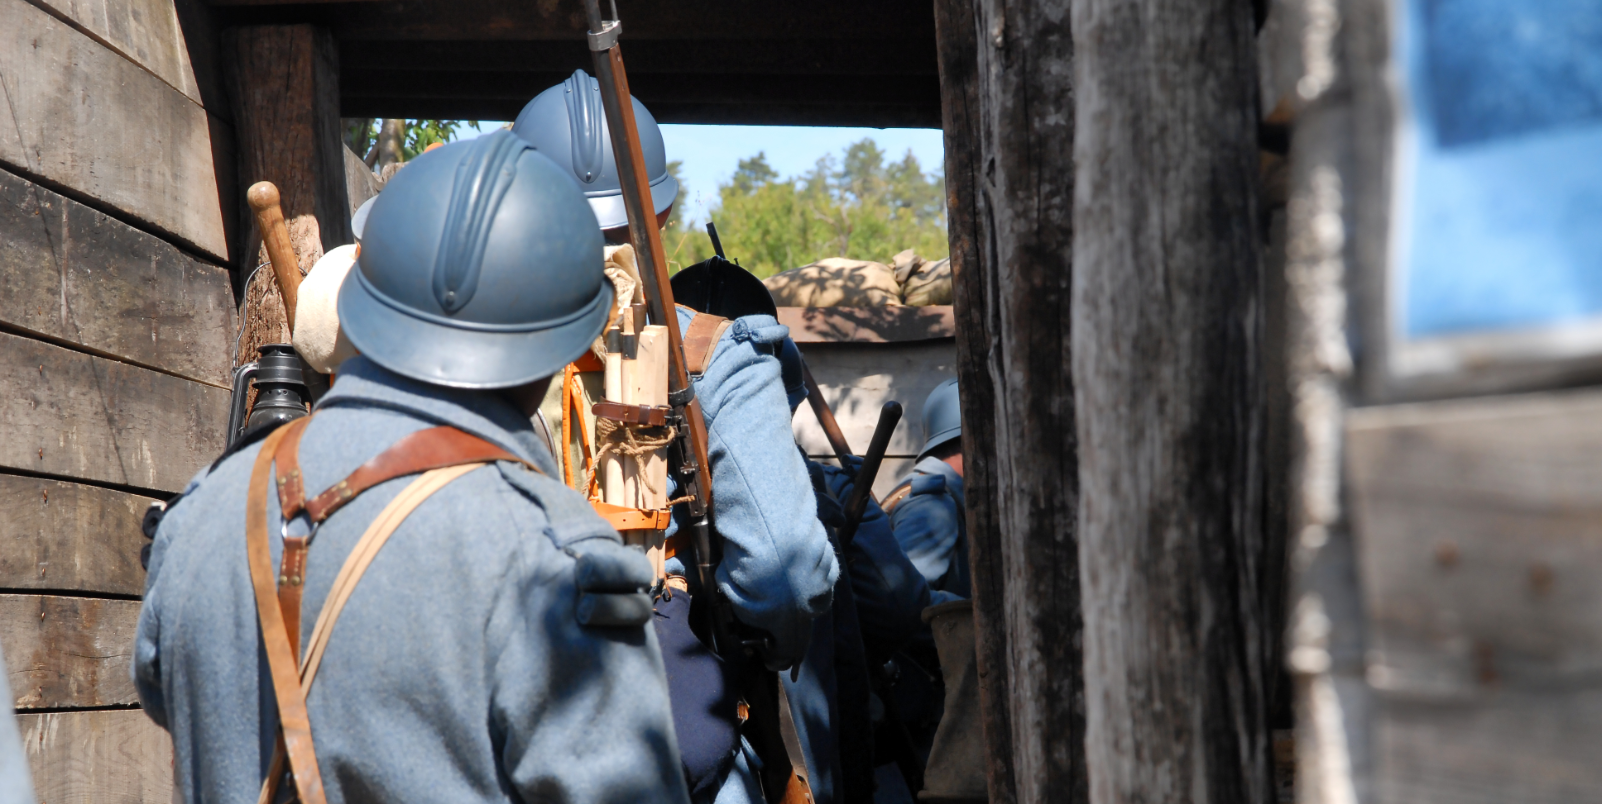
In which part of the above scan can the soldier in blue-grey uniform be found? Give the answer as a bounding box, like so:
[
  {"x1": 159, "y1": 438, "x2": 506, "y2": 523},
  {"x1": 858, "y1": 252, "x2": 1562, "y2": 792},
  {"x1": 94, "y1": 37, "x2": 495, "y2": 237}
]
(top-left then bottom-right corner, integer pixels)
[
  {"x1": 885, "y1": 378, "x2": 967, "y2": 598},
  {"x1": 775, "y1": 337, "x2": 940, "y2": 804},
  {"x1": 872, "y1": 377, "x2": 968, "y2": 785},
  {"x1": 133, "y1": 132, "x2": 689, "y2": 804},
  {"x1": 513, "y1": 72, "x2": 838, "y2": 804}
]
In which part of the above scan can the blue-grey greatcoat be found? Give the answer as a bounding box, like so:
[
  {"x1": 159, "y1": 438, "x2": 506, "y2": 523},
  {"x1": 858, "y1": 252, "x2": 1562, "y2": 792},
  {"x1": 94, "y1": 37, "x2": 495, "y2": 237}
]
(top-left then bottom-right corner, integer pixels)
[
  {"x1": 887, "y1": 457, "x2": 968, "y2": 598},
  {"x1": 786, "y1": 458, "x2": 933, "y2": 804},
  {"x1": 664, "y1": 309, "x2": 839, "y2": 804},
  {"x1": 134, "y1": 357, "x2": 689, "y2": 804}
]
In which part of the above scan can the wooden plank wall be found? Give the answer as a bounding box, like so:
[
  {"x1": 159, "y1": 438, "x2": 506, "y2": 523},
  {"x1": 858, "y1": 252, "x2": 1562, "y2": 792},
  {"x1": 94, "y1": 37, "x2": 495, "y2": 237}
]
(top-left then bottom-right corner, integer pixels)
[
  {"x1": 0, "y1": 0, "x2": 235, "y2": 798},
  {"x1": 1345, "y1": 390, "x2": 1601, "y2": 804}
]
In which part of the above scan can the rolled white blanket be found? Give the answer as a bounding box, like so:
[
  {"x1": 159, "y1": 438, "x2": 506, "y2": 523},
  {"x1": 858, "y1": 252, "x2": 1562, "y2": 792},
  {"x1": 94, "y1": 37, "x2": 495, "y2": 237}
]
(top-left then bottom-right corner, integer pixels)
[{"x1": 293, "y1": 244, "x2": 360, "y2": 374}]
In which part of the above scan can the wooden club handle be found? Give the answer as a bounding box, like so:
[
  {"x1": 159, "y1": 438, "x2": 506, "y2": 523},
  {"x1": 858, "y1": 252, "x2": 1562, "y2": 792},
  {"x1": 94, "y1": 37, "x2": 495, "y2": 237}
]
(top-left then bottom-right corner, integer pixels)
[{"x1": 247, "y1": 181, "x2": 301, "y2": 334}]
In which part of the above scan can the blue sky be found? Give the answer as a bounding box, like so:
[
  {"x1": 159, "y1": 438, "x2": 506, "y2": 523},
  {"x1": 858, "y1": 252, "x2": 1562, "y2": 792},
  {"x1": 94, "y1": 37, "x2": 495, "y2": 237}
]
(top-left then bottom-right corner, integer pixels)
[{"x1": 464, "y1": 122, "x2": 945, "y2": 224}]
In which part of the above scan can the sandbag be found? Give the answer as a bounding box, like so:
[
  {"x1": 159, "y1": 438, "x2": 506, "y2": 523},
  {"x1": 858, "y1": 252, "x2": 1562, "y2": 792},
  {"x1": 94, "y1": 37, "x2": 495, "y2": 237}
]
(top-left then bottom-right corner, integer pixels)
[
  {"x1": 918, "y1": 599, "x2": 986, "y2": 804},
  {"x1": 293, "y1": 244, "x2": 359, "y2": 374},
  {"x1": 763, "y1": 257, "x2": 903, "y2": 308},
  {"x1": 901, "y1": 257, "x2": 952, "y2": 307}
]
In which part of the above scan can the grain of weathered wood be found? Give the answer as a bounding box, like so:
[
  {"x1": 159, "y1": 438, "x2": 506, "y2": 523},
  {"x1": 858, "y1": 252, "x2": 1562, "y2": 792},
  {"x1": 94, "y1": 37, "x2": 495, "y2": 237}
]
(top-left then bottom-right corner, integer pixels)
[
  {"x1": 0, "y1": 475, "x2": 155, "y2": 596},
  {"x1": 0, "y1": 0, "x2": 228, "y2": 260},
  {"x1": 935, "y1": 0, "x2": 1015, "y2": 796},
  {"x1": 226, "y1": 24, "x2": 352, "y2": 363},
  {"x1": 1348, "y1": 392, "x2": 1600, "y2": 721},
  {"x1": 0, "y1": 331, "x2": 228, "y2": 492},
  {"x1": 20, "y1": 709, "x2": 174, "y2": 802},
  {"x1": 791, "y1": 342, "x2": 955, "y2": 459},
  {"x1": 24, "y1": 0, "x2": 202, "y2": 103},
  {"x1": 344, "y1": 143, "x2": 381, "y2": 214},
  {"x1": 1, "y1": 594, "x2": 141, "y2": 708},
  {"x1": 1373, "y1": 688, "x2": 1601, "y2": 804},
  {"x1": 0, "y1": 167, "x2": 236, "y2": 387},
  {"x1": 1071, "y1": 1, "x2": 1269, "y2": 804},
  {"x1": 967, "y1": 0, "x2": 1085, "y2": 800}
]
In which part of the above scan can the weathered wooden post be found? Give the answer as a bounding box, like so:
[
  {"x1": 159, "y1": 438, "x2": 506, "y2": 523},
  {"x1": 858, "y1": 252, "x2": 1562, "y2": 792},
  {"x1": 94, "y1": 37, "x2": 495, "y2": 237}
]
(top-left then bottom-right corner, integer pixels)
[
  {"x1": 224, "y1": 24, "x2": 352, "y2": 362},
  {"x1": 1071, "y1": 0, "x2": 1270, "y2": 803},
  {"x1": 956, "y1": 0, "x2": 1087, "y2": 802},
  {"x1": 933, "y1": 0, "x2": 1017, "y2": 800}
]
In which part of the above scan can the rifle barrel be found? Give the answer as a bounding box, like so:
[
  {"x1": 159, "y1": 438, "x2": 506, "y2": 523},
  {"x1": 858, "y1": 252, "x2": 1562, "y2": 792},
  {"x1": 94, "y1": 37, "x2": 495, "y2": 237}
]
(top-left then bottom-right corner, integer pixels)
[
  {"x1": 838, "y1": 401, "x2": 902, "y2": 546},
  {"x1": 583, "y1": 0, "x2": 714, "y2": 520},
  {"x1": 801, "y1": 361, "x2": 854, "y2": 465}
]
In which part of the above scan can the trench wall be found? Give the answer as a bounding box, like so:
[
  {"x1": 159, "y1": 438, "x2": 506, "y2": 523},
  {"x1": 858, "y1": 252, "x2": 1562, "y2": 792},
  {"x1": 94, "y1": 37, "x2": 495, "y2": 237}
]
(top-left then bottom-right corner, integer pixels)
[{"x1": 0, "y1": 0, "x2": 236, "y2": 797}]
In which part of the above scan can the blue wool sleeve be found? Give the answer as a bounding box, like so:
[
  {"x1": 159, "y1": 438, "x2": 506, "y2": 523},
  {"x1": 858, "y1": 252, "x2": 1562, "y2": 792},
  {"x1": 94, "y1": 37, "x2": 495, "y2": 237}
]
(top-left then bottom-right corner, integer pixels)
[{"x1": 670, "y1": 311, "x2": 838, "y2": 670}]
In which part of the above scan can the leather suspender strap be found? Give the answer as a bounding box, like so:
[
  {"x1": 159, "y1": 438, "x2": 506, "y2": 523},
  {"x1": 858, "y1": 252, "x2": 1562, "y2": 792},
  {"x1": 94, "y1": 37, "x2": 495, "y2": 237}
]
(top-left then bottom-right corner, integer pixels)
[
  {"x1": 277, "y1": 426, "x2": 528, "y2": 524},
  {"x1": 259, "y1": 463, "x2": 486, "y2": 804},
  {"x1": 273, "y1": 418, "x2": 314, "y2": 664},
  {"x1": 252, "y1": 417, "x2": 544, "y2": 803},
  {"x1": 775, "y1": 680, "x2": 816, "y2": 804},
  {"x1": 682, "y1": 313, "x2": 733, "y2": 376},
  {"x1": 246, "y1": 425, "x2": 328, "y2": 804}
]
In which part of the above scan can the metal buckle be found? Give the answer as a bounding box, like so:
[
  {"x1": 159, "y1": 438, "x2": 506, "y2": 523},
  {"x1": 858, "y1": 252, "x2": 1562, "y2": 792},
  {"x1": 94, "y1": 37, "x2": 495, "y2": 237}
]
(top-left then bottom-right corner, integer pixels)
[
  {"x1": 281, "y1": 511, "x2": 319, "y2": 543},
  {"x1": 587, "y1": 19, "x2": 621, "y2": 51}
]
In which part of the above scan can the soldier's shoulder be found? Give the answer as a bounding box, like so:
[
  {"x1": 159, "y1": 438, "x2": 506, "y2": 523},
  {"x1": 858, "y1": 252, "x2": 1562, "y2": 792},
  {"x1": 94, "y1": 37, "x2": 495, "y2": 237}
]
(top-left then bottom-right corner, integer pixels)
[{"x1": 488, "y1": 459, "x2": 623, "y2": 551}]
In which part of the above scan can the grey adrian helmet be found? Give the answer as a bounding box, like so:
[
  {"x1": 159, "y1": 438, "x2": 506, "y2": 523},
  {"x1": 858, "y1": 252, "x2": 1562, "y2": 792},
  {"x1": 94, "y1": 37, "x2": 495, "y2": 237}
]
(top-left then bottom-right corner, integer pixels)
[
  {"x1": 337, "y1": 129, "x2": 610, "y2": 389},
  {"x1": 511, "y1": 69, "x2": 679, "y2": 231},
  {"x1": 918, "y1": 378, "x2": 962, "y2": 459}
]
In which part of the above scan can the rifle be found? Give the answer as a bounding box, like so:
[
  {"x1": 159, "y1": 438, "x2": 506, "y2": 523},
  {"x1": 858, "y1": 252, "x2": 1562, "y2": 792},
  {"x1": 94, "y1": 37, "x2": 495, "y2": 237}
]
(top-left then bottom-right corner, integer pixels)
[{"x1": 580, "y1": 0, "x2": 726, "y2": 651}]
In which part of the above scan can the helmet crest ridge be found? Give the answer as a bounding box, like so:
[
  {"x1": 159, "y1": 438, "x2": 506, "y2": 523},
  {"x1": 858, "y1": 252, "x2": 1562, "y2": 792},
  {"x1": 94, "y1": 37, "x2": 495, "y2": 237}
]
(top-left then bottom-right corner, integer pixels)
[
  {"x1": 431, "y1": 132, "x2": 526, "y2": 313},
  {"x1": 563, "y1": 69, "x2": 606, "y2": 184}
]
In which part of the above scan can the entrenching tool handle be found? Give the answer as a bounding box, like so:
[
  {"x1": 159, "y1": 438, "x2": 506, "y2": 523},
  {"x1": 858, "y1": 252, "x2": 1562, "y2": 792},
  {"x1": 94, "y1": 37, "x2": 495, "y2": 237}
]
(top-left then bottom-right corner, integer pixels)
[
  {"x1": 247, "y1": 182, "x2": 302, "y2": 334},
  {"x1": 801, "y1": 361, "x2": 855, "y2": 466},
  {"x1": 838, "y1": 401, "x2": 903, "y2": 547}
]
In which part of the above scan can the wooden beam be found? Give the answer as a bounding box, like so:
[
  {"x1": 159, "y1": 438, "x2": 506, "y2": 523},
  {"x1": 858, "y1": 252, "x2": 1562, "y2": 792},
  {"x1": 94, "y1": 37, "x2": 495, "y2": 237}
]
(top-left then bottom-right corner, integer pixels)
[
  {"x1": 342, "y1": 94, "x2": 944, "y2": 129},
  {"x1": 20, "y1": 709, "x2": 174, "y2": 801},
  {"x1": 25, "y1": 0, "x2": 204, "y2": 103},
  {"x1": 1071, "y1": 1, "x2": 1268, "y2": 803},
  {"x1": 338, "y1": 37, "x2": 939, "y2": 77},
  {"x1": 1, "y1": 594, "x2": 141, "y2": 708},
  {"x1": 225, "y1": 24, "x2": 350, "y2": 363},
  {"x1": 0, "y1": 330, "x2": 228, "y2": 493},
  {"x1": 0, "y1": 167, "x2": 237, "y2": 387},
  {"x1": 0, "y1": 475, "x2": 156, "y2": 597},
  {"x1": 209, "y1": 0, "x2": 936, "y2": 42},
  {"x1": 965, "y1": 0, "x2": 1085, "y2": 800},
  {"x1": 0, "y1": 0, "x2": 229, "y2": 260},
  {"x1": 934, "y1": 0, "x2": 1016, "y2": 798}
]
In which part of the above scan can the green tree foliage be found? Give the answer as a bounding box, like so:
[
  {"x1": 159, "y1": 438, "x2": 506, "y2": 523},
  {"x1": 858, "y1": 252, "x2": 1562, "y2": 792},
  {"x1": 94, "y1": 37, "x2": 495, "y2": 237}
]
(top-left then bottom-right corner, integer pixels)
[
  {"x1": 343, "y1": 119, "x2": 477, "y2": 163},
  {"x1": 665, "y1": 139, "x2": 947, "y2": 278}
]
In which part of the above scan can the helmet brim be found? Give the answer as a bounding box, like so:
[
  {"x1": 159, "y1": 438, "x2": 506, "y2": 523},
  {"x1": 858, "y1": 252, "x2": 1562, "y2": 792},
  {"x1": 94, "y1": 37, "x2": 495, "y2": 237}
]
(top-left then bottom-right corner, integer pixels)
[
  {"x1": 587, "y1": 174, "x2": 679, "y2": 231},
  {"x1": 917, "y1": 426, "x2": 962, "y2": 461},
  {"x1": 338, "y1": 264, "x2": 612, "y2": 390}
]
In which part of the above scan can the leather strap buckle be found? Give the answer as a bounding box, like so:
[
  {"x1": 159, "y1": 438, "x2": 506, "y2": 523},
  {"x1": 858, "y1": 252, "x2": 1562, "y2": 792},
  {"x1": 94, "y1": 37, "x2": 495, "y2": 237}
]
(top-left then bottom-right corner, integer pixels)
[{"x1": 592, "y1": 400, "x2": 670, "y2": 427}]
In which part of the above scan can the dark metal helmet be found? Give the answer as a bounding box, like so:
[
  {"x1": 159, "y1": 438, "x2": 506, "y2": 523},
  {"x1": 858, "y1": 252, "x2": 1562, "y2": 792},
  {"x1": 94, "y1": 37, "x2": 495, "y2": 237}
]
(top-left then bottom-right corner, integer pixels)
[
  {"x1": 511, "y1": 69, "x2": 679, "y2": 231},
  {"x1": 919, "y1": 377, "x2": 962, "y2": 459},
  {"x1": 338, "y1": 130, "x2": 611, "y2": 389},
  {"x1": 669, "y1": 256, "x2": 778, "y2": 320}
]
